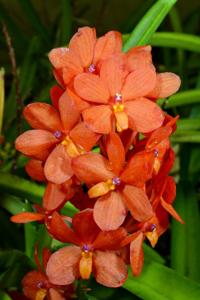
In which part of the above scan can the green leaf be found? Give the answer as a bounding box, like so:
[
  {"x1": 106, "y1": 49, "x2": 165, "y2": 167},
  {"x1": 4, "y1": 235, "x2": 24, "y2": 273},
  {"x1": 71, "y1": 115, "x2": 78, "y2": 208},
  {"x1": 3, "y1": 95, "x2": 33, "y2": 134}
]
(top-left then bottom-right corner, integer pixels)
[
  {"x1": 0, "y1": 171, "x2": 44, "y2": 202},
  {"x1": 18, "y1": 0, "x2": 50, "y2": 45},
  {"x1": 24, "y1": 201, "x2": 37, "y2": 259},
  {"x1": 189, "y1": 146, "x2": 200, "y2": 174},
  {"x1": 143, "y1": 244, "x2": 165, "y2": 265},
  {"x1": 0, "y1": 68, "x2": 5, "y2": 135},
  {"x1": 1, "y1": 193, "x2": 26, "y2": 215},
  {"x1": 171, "y1": 184, "x2": 200, "y2": 282},
  {"x1": 177, "y1": 119, "x2": 200, "y2": 130},
  {"x1": 166, "y1": 90, "x2": 200, "y2": 108},
  {"x1": 171, "y1": 185, "x2": 187, "y2": 275},
  {"x1": 20, "y1": 36, "x2": 40, "y2": 100},
  {"x1": 0, "y1": 172, "x2": 78, "y2": 216},
  {"x1": 185, "y1": 186, "x2": 200, "y2": 281},
  {"x1": 0, "y1": 291, "x2": 12, "y2": 300},
  {"x1": 171, "y1": 132, "x2": 200, "y2": 143},
  {"x1": 150, "y1": 32, "x2": 200, "y2": 53},
  {"x1": 123, "y1": 0, "x2": 177, "y2": 51},
  {"x1": 59, "y1": 0, "x2": 72, "y2": 45},
  {"x1": 0, "y1": 2, "x2": 27, "y2": 50},
  {"x1": 0, "y1": 250, "x2": 33, "y2": 289},
  {"x1": 123, "y1": 261, "x2": 200, "y2": 300}
]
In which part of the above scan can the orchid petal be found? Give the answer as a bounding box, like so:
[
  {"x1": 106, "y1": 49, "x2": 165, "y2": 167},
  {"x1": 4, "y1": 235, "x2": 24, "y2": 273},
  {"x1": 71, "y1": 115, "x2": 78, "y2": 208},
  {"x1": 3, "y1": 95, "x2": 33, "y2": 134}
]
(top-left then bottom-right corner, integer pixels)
[
  {"x1": 100, "y1": 55, "x2": 124, "y2": 97},
  {"x1": 43, "y1": 182, "x2": 67, "y2": 211},
  {"x1": 44, "y1": 144, "x2": 73, "y2": 184},
  {"x1": 25, "y1": 159, "x2": 46, "y2": 182},
  {"x1": 106, "y1": 132, "x2": 125, "y2": 175},
  {"x1": 126, "y1": 46, "x2": 152, "y2": 71},
  {"x1": 49, "y1": 288, "x2": 65, "y2": 300},
  {"x1": 93, "y1": 227, "x2": 127, "y2": 250},
  {"x1": 70, "y1": 122, "x2": 100, "y2": 151},
  {"x1": 130, "y1": 232, "x2": 144, "y2": 276},
  {"x1": 11, "y1": 212, "x2": 44, "y2": 223},
  {"x1": 94, "y1": 191, "x2": 127, "y2": 231},
  {"x1": 50, "y1": 85, "x2": 64, "y2": 109},
  {"x1": 72, "y1": 153, "x2": 114, "y2": 185},
  {"x1": 125, "y1": 98, "x2": 164, "y2": 133},
  {"x1": 74, "y1": 73, "x2": 109, "y2": 103},
  {"x1": 59, "y1": 91, "x2": 80, "y2": 132},
  {"x1": 122, "y1": 65, "x2": 156, "y2": 99},
  {"x1": 122, "y1": 185, "x2": 153, "y2": 222},
  {"x1": 15, "y1": 130, "x2": 57, "y2": 157},
  {"x1": 49, "y1": 212, "x2": 80, "y2": 244},
  {"x1": 120, "y1": 151, "x2": 154, "y2": 186},
  {"x1": 148, "y1": 72, "x2": 181, "y2": 98},
  {"x1": 82, "y1": 105, "x2": 113, "y2": 134},
  {"x1": 46, "y1": 246, "x2": 81, "y2": 285},
  {"x1": 23, "y1": 103, "x2": 62, "y2": 132},
  {"x1": 161, "y1": 198, "x2": 184, "y2": 224},
  {"x1": 69, "y1": 27, "x2": 96, "y2": 68},
  {"x1": 93, "y1": 250, "x2": 127, "y2": 287},
  {"x1": 72, "y1": 209, "x2": 100, "y2": 244},
  {"x1": 93, "y1": 31, "x2": 122, "y2": 65}
]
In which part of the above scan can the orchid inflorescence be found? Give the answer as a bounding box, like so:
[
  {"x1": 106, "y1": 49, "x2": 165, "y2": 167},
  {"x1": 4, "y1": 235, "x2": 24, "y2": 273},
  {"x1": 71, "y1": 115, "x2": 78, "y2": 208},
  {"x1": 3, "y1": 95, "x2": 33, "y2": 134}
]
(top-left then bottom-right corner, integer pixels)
[{"x1": 11, "y1": 27, "x2": 183, "y2": 299}]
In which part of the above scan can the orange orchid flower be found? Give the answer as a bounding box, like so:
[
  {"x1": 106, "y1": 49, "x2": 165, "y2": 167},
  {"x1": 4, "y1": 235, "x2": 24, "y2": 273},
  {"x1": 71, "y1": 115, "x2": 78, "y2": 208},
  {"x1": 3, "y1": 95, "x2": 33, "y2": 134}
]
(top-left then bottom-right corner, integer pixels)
[
  {"x1": 15, "y1": 91, "x2": 100, "y2": 184},
  {"x1": 22, "y1": 247, "x2": 72, "y2": 300},
  {"x1": 46, "y1": 209, "x2": 128, "y2": 288},
  {"x1": 73, "y1": 54, "x2": 165, "y2": 134},
  {"x1": 11, "y1": 182, "x2": 72, "y2": 226},
  {"x1": 120, "y1": 178, "x2": 179, "y2": 278},
  {"x1": 48, "y1": 27, "x2": 122, "y2": 87},
  {"x1": 72, "y1": 132, "x2": 154, "y2": 231}
]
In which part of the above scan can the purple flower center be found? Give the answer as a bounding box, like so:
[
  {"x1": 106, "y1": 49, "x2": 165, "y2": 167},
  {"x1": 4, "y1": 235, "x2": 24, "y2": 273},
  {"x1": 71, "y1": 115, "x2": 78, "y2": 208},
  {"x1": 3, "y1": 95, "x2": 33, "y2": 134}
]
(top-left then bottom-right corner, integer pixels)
[
  {"x1": 114, "y1": 93, "x2": 122, "y2": 102},
  {"x1": 112, "y1": 177, "x2": 121, "y2": 186},
  {"x1": 54, "y1": 130, "x2": 62, "y2": 139},
  {"x1": 150, "y1": 223, "x2": 156, "y2": 231},
  {"x1": 88, "y1": 64, "x2": 96, "y2": 73},
  {"x1": 154, "y1": 149, "x2": 159, "y2": 157},
  {"x1": 37, "y1": 281, "x2": 45, "y2": 289},
  {"x1": 82, "y1": 244, "x2": 90, "y2": 252}
]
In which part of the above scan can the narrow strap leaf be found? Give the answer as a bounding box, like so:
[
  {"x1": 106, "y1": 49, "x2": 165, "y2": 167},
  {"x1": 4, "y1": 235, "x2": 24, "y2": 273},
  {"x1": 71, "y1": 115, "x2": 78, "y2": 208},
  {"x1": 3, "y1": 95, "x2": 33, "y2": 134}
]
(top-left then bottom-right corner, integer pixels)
[
  {"x1": 123, "y1": 261, "x2": 200, "y2": 300},
  {"x1": 0, "y1": 172, "x2": 78, "y2": 216},
  {"x1": 59, "y1": 0, "x2": 72, "y2": 45},
  {"x1": 0, "y1": 68, "x2": 5, "y2": 135},
  {"x1": 150, "y1": 32, "x2": 200, "y2": 53},
  {"x1": 171, "y1": 185, "x2": 187, "y2": 275},
  {"x1": 18, "y1": 0, "x2": 50, "y2": 45},
  {"x1": 123, "y1": 0, "x2": 177, "y2": 51},
  {"x1": 177, "y1": 119, "x2": 200, "y2": 130},
  {"x1": 166, "y1": 90, "x2": 200, "y2": 108}
]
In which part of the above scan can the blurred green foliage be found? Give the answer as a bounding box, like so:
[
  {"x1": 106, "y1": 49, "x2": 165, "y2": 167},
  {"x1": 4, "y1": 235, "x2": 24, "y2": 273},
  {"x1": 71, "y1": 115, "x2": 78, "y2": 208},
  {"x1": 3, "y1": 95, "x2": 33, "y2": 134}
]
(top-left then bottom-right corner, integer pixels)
[{"x1": 0, "y1": 0, "x2": 200, "y2": 299}]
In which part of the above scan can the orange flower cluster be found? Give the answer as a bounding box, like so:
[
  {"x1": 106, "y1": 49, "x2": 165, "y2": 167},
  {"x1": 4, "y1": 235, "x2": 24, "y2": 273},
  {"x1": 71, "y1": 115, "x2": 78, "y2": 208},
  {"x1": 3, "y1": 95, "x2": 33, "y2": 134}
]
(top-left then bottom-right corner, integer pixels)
[{"x1": 11, "y1": 27, "x2": 183, "y2": 298}]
